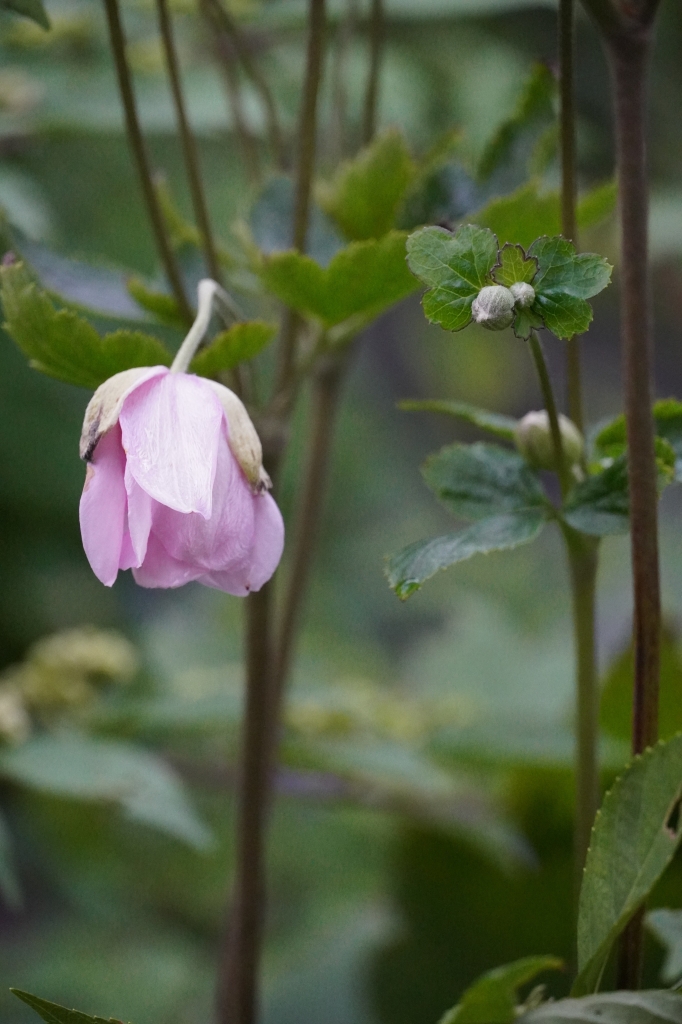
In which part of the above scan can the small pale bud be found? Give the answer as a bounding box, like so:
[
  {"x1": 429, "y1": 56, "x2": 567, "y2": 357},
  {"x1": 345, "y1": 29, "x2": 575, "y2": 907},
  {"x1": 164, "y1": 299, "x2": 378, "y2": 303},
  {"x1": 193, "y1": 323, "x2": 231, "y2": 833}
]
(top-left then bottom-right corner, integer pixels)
[
  {"x1": 515, "y1": 410, "x2": 584, "y2": 470},
  {"x1": 471, "y1": 285, "x2": 515, "y2": 331},
  {"x1": 206, "y1": 380, "x2": 271, "y2": 492},
  {"x1": 510, "y1": 281, "x2": 535, "y2": 308}
]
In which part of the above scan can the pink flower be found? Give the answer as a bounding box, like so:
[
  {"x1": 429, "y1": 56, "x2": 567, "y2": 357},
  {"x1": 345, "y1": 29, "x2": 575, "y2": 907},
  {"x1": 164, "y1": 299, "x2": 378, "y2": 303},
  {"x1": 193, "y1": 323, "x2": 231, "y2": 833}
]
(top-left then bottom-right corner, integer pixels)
[{"x1": 78, "y1": 366, "x2": 284, "y2": 595}]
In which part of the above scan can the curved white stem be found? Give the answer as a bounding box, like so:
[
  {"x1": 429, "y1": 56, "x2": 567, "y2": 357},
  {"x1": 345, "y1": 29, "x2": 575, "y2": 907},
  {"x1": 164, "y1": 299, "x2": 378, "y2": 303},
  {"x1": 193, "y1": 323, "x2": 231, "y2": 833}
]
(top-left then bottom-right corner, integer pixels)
[{"x1": 170, "y1": 278, "x2": 244, "y2": 373}]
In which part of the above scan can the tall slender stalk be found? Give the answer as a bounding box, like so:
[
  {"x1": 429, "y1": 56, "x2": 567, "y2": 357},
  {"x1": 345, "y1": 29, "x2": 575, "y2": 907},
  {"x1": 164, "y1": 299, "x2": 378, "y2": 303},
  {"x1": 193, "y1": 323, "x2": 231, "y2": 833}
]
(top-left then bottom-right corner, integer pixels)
[
  {"x1": 156, "y1": 0, "x2": 223, "y2": 283},
  {"x1": 362, "y1": 0, "x2": 384, "y2": 144},
  {"x1": 527, "y1": 330, "x2": 570, "y2": 497},
  {"x1": 102, "y1": 0, "x2": 193, "y2": 324}
]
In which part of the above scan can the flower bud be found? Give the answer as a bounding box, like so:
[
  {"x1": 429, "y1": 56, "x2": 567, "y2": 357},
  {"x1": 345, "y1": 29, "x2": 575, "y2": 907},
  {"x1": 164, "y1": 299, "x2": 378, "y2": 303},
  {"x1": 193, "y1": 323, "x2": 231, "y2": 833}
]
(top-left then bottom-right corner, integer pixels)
[
  {"x1": 471, "y1": 285, "x2": 515, "y2": 331},
  {"x1": 514, "y1": 410, "x2": 584, "y2": 470},
  {"x1": 510, "y1": 281, "x2": 535, "y2": 308}
]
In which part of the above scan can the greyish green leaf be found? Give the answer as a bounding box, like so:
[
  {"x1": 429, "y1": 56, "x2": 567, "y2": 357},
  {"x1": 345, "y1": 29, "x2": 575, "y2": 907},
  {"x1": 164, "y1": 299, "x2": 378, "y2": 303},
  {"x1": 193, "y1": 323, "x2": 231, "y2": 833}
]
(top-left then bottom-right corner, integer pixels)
[
  {"x1": 529, "y1": 236, "x2": 612, "y2": 300},
  {"x1": 440, "y1": 956, "x2": 563, "y2": 1024},
  {"x1": 0, "y1": 732, "x2": 212, "y2": 850},
  {"x1": 406, "y1": 224, "x2": 499, "y2": 332},
  {"x1": 190, "y1": 321, "x2": 277, "y2": 376},
  {"x1": 11, "y1": 990, "x2": 126, "y2": 1024},
  {"x1": 386, "y1": 510, "x2": 547, "y2": 599},
  {"x1": 492, "y1": 242, "x2": 538, "y2": 287},
  {"x1": 1, "y1": 262, "x2": 172, "y2": 389},
  {"x1": 422, "y1": 442, "x2": 547, "y2": 521},
  {"x1": 519, "y1": 991, "x2": 682, "y2": 1023},
  {"x1": 646, "y1": 909, "x2": 682, "y2": 984},
  {"x1": 398, "y1": 399, "x2": 518, "y2": 440},
  {"x1": 0, "y1": 0, "x2": 49, "y2": 28},
  {"x1": 317, "y1": 128, "x2": 415, "y2": 241},
  {"x1": 562, "y1": 456, "x2": 629, "y2": 536},
  {"x1": 574, "y1": 733, "x2": 682, "y2": 995},
  {"x1": 260, "y1": 230, "x2": 417, "y2": 329}
]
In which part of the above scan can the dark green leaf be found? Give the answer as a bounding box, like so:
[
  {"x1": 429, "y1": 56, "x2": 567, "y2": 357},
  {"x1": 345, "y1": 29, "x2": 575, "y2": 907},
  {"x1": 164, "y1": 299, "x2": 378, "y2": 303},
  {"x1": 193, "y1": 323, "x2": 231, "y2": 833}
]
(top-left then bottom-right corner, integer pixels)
[
  {"x1": 386, "y1": 510, "x2": 547, "y2": 599},
  {"x1": 126, "y1": 277, "x2": 184, "y2": 328},
  {"x1": 406, "y1": 224, "x2": 499, "y2": 332},
  {"x1": 0, "y1": 0, "x2": 49, "y2": 29},
  {"x1": 535, "y1": 291, "x2": 593, "y2": 340},
  {"x1": 1, "y1": 263, "x2": 172, "y2": 390},
  {"x1": 562, "y1": 456, "x2": 629, "y2": 536},
  {"x1": 520, "y1": 991, "x2": 682, "y2": 1023},
  {"x1": 190, "y1": 321, "x2": 276, "y2": 376},
  {"x1": 441, "y1": 956, "x2": 563, "y2": 1024},
  {"x1": 601, "y1": 625, "x2": 682, "y2": 744},
  {"x1": 260, "y1": 230, "x2": 417, "y2": 329},
  {"x1": 398, "y1": 399, "x2": 518, "y2": 439},
  {"x1": 492, "y1": 242, "x2": 538, "y2": 287},
  {"x1": 11, "y1": 990, "x2": 126, "y2": 1024},
  {"x1": 423, "y1": 442, "x2": 546, "y2": 521},
  {"x1": 317, "y1": 128, "x2": 415, "y2": 241},
  {"x1": 529, "y1": 236, "x2": 612, "y2": 300},
  {"x1": 574, "y1": 734, "x2": 682, "y2": 995},
  {"x1": 477, "y1": 63, "x2": 557, "y2": 183},
  {"x1": 513, "y1": 305, "x2": 544, "y2": 341},
  {"x1": 646, "y1": 909, "x2": 682, "y2": 984}
]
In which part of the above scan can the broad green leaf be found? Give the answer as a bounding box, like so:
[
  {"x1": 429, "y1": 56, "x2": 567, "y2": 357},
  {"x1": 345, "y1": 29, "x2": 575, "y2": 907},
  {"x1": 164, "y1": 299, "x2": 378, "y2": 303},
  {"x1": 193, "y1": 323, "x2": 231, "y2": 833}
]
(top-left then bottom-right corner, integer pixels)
[
  {"x1": 492, "y1": 242, "x2": 538, "y2": 287},
  {"x1": 11, "y1": 990, "x2": 126, "y2": 1024},
  {"x1": 398, "y1": 399, "x2": 518, "y2": 440},
  {"x1": 190, "y1": 321, "x2": 276, "y2": 376},
  {"x1": 422, "y1": 442, "x2": 546, "y2": 521},
  {"x1": 441, "y1": 956, "x2": 563, "y2": 1024},
  {"x1": 0, "y1": 732, "x2": 211, "y2": 850},
  {"x1": 0, "y1": 0, "x2": 49, "y2": 28},
  {"x1": 1, "y1": 263, "x2": 172, "y2": 390},
  {"x1": 574, "y1": 733, "x2": 682, "y2": 995},
  {"x1": 477, "y1": 63, "x2": 557, "y2": 182},
  {"x1": 562, "y1": 456, "x2": 629, "y2": 536},
  {"x1": 646, "y1": 908, "x2": 682, "y2": 984},
  {"x1": 519, "y1": 991, "x2": 682, "y2": 1023},
  {"x1": 513, "y1": 305, "x2": 544, "y2": 341},
  {"x1": 535, "y1": 291, "x2": 593, "y2": 340},
  {"x1": 317, "y1": 128, "x2": 415, "y2": 241},
  {"x1": 386, "y1": 510, "x2": 547, "y2": 599},
  {"x1": 528, "y1": 236, "x2": 613, "y2": 300},
  {"x1": 260, "y1": 230, "x2": 417, "y2": 329},
  {"x1": 0, "y1": 807, "x2": 21, "y2": 908},
  {"x1": 601, "y1": 626, "x2": 682, "y2": 744},
  {"x1": 406, "y1": 224, "x2": 499, "y2": 332},
  {"x1": 127, "y1": 277, "x2": 184, "y2": 328}
]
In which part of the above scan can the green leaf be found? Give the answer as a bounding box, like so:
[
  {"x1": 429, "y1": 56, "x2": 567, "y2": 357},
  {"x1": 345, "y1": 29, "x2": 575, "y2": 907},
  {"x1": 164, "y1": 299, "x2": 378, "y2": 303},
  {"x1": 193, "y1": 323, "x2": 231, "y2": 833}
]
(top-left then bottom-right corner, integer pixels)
[
  {"x1": 562, "y1": 456, "x2": 629, "y2": 536},
  {"x1": 519, "y1": 991, "x2": 682, "y2": 1023},
  {"x1": 529, "y1": 236, "x2": 613, "y2": 300},
  {"x1": 492, "y1": 242, "x2": 538, "y2": 287},
  {"x1": 386, "y1": 510, "x2": 547, "y2": 599},
  {"x1": 0, "y1": 0, "x2": 49, "y2": 29},
  {"x1": 422, "y1": 442, "x2": 546, "y2": 521},
  {"x1": 647, "y1": 909, "x2": 682, "y2": 984},
  {"x1": 190, "y1": 321, "x2": 276, "y2": 376},
  {"x1": 0, "y1": 733, "x2": 211, "y2": 850},
  {"x1": 513, "y1": 305, "x2": 544, "y2": 341},
  {"x1": 127, "y1": 277, "x2": 185, "y2": 328},
  {"x1": 594, "y1": 402, "x2": 682, "y2": 480},
  {"x1": 441, "y1": 956, "x2": 563, "y2": 1024},
  {"x1": 0, "y1": 807, "x2": 21, "y2": 909},
  {"x1": 406, "y1": 224, "x2": 499, "y2": 333},
  {"x1": 398, "y1": 399, "x2": 518, "y2": 440},
  {"x1": 260, "y1": 230, "x2": 417, "y2": 329},
  {"x1": 317, "y1": 128, "x2": 415, "y2": 241},
  {"x1": 1, "y1": 263, "x2": 172, "y2": 390},
  {"x1": 477, "y1": 63, "x2": 557, "y2": 183},
  {"x1": 601, "y1": 626, "x2": 682, "y2": 745},
  {"x1": 536, "y1": 291, "x2": 593, "y2": 340},
  {"x1": 574, "y1": 733, "x2": 682, "y2": 995},
  {"x1": 11, "y1": 990, "x2": 126, "y2": 1024}
]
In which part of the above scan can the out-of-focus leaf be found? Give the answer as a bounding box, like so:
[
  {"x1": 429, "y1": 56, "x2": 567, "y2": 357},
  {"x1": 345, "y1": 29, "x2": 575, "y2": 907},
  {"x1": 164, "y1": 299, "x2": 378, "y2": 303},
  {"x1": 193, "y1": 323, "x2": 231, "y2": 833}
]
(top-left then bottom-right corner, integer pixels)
[
  {"x1": 574, "y1": 734, "x2": 682, "y2": 995},
  {"x1": 0, "y1": 807, "x2": 21, "y2": 908},
  {"x1": 0, "y1": 733, "x2": 211, "y2": 850},
  {"x1": 0, "y1": 0, "x2": 49, "y2": 29},
  {"x1": 596, "y1": 400, "x2": 682, "y2": 483},
  {"x1": 440, "y1": 956, "x2": 563, "y2": 1024},
  {"x1": 398, "y1": 399, "x2": 517, "y2": 439},
  {"x1": 190, "y1": 320, "x2": 276, "y2": 375},
  {"x1": 386, "y1": 510, "x2": 547, "y2": 599},
  {"x1": 260, "y1": 231, "x2": 417, "y2": 329},
  {"x1": 492, "y1": 242, "x2": 538, "y2": 287},
  {"x1": 647, "y1": 909, "x2": 682, "y2": 984},
  {"x1": 127, "y1": 277, "x2": 184, "y2": 328},
  {"x1": 406, "y1": 224, "x2": 498, "y2": 332},
  {"x1": 601, "y1": 625, "x2": 682, "y2": 744},
  {"x1": 11, "y1": 990, "x2": 125, "y2": 1024},
  {"x1": 423, "y1": 442, "x2": 546, "y2": 521},
  {"x1": 250, "y1": 174, "x2": 344, "y2": 267},
  {"x1": 519, "y1": 991, "x2": 682, "y2": 1023},
  {"x1": 0, "y1": 262, "x2": 172, "y2": 389},
  {"x1": 577, "y1": 179, "x2": 618, "y2": 228},
  {"x1": 562, "y1": 456, "x2": 629, "y2": 536},
  {"x1": 317, "y1": 128, "x2": 415, "y2": 241}
]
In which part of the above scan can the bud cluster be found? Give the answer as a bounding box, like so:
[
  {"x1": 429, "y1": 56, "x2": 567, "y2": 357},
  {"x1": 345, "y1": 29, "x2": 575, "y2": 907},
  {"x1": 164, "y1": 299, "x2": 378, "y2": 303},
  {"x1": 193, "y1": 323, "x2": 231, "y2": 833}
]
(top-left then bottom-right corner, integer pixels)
[{"x1": 471, "y1": 281, "x2": 536, "y2": 332}]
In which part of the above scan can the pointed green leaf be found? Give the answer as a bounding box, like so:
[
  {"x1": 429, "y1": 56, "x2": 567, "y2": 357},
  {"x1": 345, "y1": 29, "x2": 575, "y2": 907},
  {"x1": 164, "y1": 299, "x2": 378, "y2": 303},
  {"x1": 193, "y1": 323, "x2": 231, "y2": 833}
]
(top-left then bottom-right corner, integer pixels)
[
  {"x1": 492, "y1": 242, "x2": 538, "y2": 287},
  {"x1": 260, "y1": 230, "x2": 417, "y2": 329},
  {"x1": 562, "y1": 456, "x2": 629, "y2": 536},
  {"x1": 386, "y1": 510, "x2": 547, "y2": 599},
  {"x1": 11, "y1": 990, "x2": 126, "y2": 1024},
  {"x1": 574, "y1": 734, "x2": 682, "y2": 995},
  {"x1": 190, "y1": 320, "x2": 276, "y2": 376},
  {"x1": 423, "y1": 442, "x2": 546, "y2": 521},
  {"x1": 519, "y1": 991, "x2": 682, "y2": 1023},
  {"x1": 513, "y1": 305, "x2": 544, "y2": 341},
  {"x1": 0, "y1": 0, "x2": 49, "y2": 29},
  {"x1": 317, "y1": 128, "x2": 415, "y2": 241},
  {"x1": 529, "y1": 236, "x2": 612, "y2": 300},
  {"x1": 127, "y1": 276, "x2": 184, "y2": 328},
  {"x1": 406, "y1": 224, "x2": 499, "y2": 333},
  {"x1": 1, "y1": 263, "x2": 172, "y2": 389},
  {"x1": 441, "y1": 956, "x2": 563, "y2": 1024},
  {"x1": 477, "y1": 63, "x2": 557, "y2": 182},
  {"x1": 646, "y1": 908, "x2": 682, "y2": 984},
  {"x1": 398, "y1": 399, "x2": 518, "y2": 440}
]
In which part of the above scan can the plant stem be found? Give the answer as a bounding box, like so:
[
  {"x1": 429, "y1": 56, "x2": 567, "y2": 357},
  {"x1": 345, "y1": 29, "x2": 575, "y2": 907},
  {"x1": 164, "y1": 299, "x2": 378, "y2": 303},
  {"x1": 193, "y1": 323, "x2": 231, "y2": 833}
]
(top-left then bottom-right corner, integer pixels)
[
  {"x1": 527, "y1": 330, "x2": 570, "y2": 497},
  {"x1": 362, "y1": 0, "x2": 384, "y2": 144},
  {"x1": 102, "y1": 0, "x2": 193, "y2": 324},
  {"x1": 156, "y1": 0, "x2": 223, "y2": 283}
]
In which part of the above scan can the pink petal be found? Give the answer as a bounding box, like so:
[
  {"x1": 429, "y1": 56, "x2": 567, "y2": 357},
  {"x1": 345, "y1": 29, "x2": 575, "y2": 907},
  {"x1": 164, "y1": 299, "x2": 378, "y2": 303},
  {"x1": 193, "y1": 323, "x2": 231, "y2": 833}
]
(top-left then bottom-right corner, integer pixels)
[
  {"x1": 79, "y1": 424, "x2": 127, "y2": 587},
  {"x1": 131, "y1": 533, "x2": 205, "y2": 589},
  {"x1": 202, "y1": 492, "x2": 284, "y2": 595},
  {"x1": 119, "y1": 373, "x2": 223, "y2": 518},
  {"x1": 125, "y1": 465, "x2": 154, "y2": 566}
]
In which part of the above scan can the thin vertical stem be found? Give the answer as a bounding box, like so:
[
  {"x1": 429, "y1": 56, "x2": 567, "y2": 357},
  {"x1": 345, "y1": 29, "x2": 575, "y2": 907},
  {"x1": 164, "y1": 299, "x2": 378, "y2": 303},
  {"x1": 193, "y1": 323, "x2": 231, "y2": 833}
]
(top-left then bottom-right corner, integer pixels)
[
  {"x1": 527, "y1": 330, "x2": 570, "y2": 497},
  {"x1": 156, "y1": 0, "x2": 223, "y2": 283},
  {"x1": 362, "y1": 0, "x2": 384, "y2": 145},
  {"x1": 102, "y1": 0, "x2": 193, "y2": 324}
]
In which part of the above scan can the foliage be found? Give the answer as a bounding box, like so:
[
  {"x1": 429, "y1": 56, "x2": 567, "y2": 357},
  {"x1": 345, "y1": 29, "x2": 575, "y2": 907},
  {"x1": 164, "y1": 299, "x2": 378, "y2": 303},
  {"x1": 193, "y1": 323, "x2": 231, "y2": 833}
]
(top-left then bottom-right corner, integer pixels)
[
  {"x1": 11, "y1": 990, "x2": 126, "y2": 1024},
  {"x1": 439, "y1": 956, "x2": 562, "y2": 1024},
  {"x1": 189, "y1": 320, "x2": 277, "y2": 375}
]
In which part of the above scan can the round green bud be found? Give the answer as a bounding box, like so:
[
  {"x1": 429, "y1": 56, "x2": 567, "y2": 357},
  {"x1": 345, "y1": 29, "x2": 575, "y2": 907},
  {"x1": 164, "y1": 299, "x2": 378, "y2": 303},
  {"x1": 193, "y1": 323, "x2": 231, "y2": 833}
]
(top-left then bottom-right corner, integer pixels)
[
  {"x1": 510, "y1": 281, "x2": 535, "y2": 308},
  {"x1": 514, "y1": 410, "x2": 584, "y2": 470},
  {"x1": 471, "y1": 285, "x2": 515, "y2": 331}
]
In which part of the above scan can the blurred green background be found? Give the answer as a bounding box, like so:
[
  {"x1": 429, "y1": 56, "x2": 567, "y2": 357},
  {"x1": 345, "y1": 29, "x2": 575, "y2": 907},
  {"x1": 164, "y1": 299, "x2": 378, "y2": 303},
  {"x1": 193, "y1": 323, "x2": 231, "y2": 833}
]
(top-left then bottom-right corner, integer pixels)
[{"x1": 3, "y1": 0, "x2": 682, "y2": 1022}]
